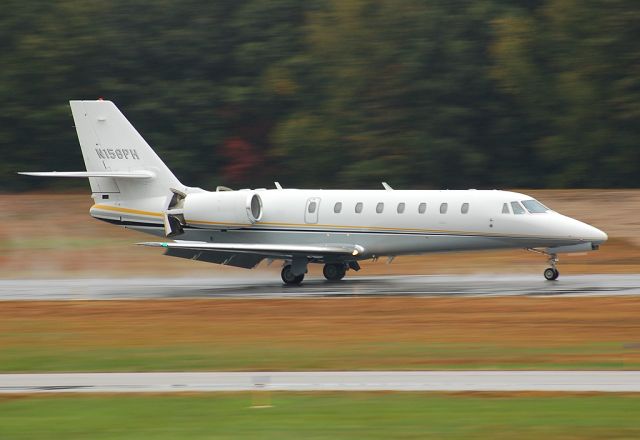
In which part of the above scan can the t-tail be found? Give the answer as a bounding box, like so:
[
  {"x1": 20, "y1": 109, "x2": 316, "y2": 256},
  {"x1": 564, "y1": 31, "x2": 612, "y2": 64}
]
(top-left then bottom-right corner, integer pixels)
[{"x1": 20, "y1": 100, "x2": 191, "y2": 236}]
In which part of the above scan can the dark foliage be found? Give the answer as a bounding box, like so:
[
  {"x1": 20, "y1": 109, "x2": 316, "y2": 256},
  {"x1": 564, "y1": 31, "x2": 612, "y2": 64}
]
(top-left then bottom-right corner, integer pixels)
[{"x1": 2, "y1": 0, "x2": 638, "y2": 191}]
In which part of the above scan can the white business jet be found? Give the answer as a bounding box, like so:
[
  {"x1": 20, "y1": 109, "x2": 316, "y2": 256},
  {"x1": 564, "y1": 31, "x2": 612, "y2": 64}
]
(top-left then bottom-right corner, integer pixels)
[{"x1": 21, "y1": 100, "x2": 607, "y2": 284}]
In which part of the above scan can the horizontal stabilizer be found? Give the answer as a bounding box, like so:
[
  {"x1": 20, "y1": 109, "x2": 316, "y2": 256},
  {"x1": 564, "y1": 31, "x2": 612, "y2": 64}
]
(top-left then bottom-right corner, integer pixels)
[
  {"x1": 18, "y1": 171, "x2": 155, "y2": 179},
  {"x1": 137, "y1": 241, "x2": 364, "y2": 258}
]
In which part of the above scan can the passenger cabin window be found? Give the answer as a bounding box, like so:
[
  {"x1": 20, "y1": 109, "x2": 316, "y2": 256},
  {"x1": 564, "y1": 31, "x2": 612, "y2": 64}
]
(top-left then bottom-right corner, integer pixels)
[
  {"x1": 308, "y1": 201, "x2": 317, "y2": 214},
  {"x1": 461, "y1": 203, "x2": 469, "y2": 214},
  {"x1": 334, "y1": 202, "x2": 342, "y2": 213},
  {"x1": 440, "y1": 203, "x2": 448, "y2": 214},
  {"x1": 397, "y1": 202, "x2": 405, "y2": 214},
  {"x1": 376, "y1": 202, "x2": 384, "y2": 214},
  {"x1": 355, "y1": 202, "x2": 363, "y2": 213},
  {"x1": 418, "y1": 203, "x2": 427, "y2": 214},
  {"x1": 502, "y1": 203, "x2": 510, "y2": 214},
  {"x1": 522, "y1": 199, "x2": 549, "y2": 213},
  {"x1": 511, "y1": 201, "x2": 525, "y2": 215}
]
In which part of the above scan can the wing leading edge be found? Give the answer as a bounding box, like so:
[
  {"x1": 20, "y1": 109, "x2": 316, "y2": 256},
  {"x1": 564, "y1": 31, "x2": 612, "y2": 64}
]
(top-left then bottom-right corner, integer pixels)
[
  {"x1": 138, "y1": 241, "x2": 364, "y2": 258},
  {"x1": 137, "y1": 241, "x2": 364, "y2": 269}
]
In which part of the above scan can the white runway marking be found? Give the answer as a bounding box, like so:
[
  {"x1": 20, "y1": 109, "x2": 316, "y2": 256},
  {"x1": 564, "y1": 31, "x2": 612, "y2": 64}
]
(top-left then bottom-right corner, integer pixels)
[
  {"x1": 1, "y1": 371, "x2": 639, "y2": 393},
  {"x1": 1, "y1": 274, "x2": 640, "y2": 300}
]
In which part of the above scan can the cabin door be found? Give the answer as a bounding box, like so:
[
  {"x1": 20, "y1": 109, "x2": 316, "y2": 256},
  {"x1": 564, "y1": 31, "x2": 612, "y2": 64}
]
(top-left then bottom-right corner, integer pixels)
[{"x1": 304, "y1": 197, "x2": 321, "y2": 224}]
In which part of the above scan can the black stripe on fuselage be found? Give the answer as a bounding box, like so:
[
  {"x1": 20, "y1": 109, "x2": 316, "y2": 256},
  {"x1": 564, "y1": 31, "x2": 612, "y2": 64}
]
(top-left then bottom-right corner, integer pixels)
[{"x1": 95, "y1": 217, "x2": 165, "y2": 229}]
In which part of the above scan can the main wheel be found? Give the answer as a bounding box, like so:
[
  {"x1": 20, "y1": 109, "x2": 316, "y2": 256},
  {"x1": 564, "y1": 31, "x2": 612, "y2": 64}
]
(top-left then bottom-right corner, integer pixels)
[
  {"x1": 281, "y1": 265, "x2": 304, "y2": 285},
  {"x1": 323, "y1": 263, "x2": 346, "y2": 281},
  {"x1": 544, "y1": 267, "x2": 559, "y2": 281}
]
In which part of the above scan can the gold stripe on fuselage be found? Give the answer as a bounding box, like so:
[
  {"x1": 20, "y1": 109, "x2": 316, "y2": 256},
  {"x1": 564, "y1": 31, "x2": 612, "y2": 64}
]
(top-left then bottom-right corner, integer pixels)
[{"x1": 92, "y1": 204, "x2": 163, "y2": 218}]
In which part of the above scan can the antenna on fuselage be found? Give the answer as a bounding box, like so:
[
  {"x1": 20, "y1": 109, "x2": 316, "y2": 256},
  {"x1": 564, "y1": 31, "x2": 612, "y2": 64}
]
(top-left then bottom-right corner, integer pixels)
[{"x1": 382, "y1": 182, "x2": 393, "y2": 190}]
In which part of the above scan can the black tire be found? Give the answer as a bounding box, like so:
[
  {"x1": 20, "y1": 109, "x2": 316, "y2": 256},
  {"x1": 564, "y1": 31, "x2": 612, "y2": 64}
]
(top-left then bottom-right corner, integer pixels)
[
  {"x1": 544, "y1": 268, "x2": 559, "y2": 281},
  {"x1": 281, "y1": 265, "x2": 304, "y2": 285},
  {"x1": 323, "y1": 263, "x2": 346, "y2": 281}
]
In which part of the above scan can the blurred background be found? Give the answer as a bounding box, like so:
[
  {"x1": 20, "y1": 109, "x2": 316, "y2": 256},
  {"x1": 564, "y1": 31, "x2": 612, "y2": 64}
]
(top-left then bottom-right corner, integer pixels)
[
  {"x1": 2, "y1": 0, "x2": 639, "y2": 278},
  {"x1": 2, "y1": 0, "x2": 639, "y2": 192}
]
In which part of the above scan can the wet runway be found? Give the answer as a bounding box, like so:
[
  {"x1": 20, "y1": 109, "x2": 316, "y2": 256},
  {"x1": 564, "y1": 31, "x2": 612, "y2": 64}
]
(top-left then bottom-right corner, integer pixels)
[
  {"x1": 1, "y1": 274, "x2": 639, "y2": 300},
  {"x1": 0, "y1": 274, "x2": 640, "y2": 300},
  {"x1": 2, "y1": 371, "x2": 639, "y2": 393}
]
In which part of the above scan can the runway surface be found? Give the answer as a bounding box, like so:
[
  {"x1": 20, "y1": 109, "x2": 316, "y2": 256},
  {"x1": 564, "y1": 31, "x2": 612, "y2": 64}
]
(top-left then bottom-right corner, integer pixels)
[
  {"x1": 1, "y1": 371, "x2": 639, "y2": 393},
  {"x1": 1, "y1": 274, "x2": 640, "y2": 300}
]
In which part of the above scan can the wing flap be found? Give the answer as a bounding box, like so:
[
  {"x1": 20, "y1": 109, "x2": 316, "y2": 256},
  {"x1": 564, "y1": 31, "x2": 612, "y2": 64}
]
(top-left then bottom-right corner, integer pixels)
[{"x1": 164, "y1": 247, "x2": 265, "y2": 269}]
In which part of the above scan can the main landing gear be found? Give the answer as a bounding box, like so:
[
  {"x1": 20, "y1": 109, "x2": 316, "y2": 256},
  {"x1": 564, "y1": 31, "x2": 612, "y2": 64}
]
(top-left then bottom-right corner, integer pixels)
[
  {"x1": 281, "y1": 264, "x2": 304, "y2": 285},
  {"x1": 323, "y1": 263, "x2": 346, "y2": 281},
  {"x1": 281, "y1": 262, "x2": 352, "y2": 285}
]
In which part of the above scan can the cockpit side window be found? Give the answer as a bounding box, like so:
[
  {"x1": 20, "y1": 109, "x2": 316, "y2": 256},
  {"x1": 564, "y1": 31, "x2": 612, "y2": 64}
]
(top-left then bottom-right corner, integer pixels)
[
  {"x1": 522, "y1": 199, "x2": 549, "y2": 213},
  {"x1": 502, "y1": 203, "x2": 510, "y2": 214},
  {"x1": 511, "y1": 201, "x2": 525, "y2": 215}
]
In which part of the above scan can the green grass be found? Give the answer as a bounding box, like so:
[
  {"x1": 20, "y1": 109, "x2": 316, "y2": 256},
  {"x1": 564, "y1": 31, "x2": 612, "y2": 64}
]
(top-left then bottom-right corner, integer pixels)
[
  {"x1": 1, "y1": 342, "x2": 638, "y2": 372},
  {"x1": 0, "y1": 393, "x2": 639, "y2": 439}
]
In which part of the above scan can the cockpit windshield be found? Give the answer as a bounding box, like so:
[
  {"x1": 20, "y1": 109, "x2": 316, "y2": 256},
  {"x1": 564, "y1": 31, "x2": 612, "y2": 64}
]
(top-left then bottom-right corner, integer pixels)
[{"x1": 521, "y1": 199, "x2": 549, "y2": 213}]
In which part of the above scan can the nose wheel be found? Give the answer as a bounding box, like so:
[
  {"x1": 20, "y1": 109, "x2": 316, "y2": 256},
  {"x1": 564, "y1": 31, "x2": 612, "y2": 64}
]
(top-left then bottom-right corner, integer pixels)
[{"x1": 544, "y1": 267, "x2": 559, "y2": 281}]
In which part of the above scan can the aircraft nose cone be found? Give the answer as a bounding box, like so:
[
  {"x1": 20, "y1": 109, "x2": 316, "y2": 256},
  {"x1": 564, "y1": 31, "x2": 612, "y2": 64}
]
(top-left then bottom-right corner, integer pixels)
[
  {"x1": 593, "y1": 227, "x2": 608, "y2": 243},
  {"x1": 583, "y1": 223, "x2": 608, "y2": 244}
]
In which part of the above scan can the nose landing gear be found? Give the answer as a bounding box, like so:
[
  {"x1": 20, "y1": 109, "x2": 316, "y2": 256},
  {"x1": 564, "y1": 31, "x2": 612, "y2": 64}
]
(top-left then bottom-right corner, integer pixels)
[
  {"x1": 543, "y1": 253, "x2": 559, "y2": 281},
  {"x1": 528, "y1": 249, "x2": 560, "y2": 281}
]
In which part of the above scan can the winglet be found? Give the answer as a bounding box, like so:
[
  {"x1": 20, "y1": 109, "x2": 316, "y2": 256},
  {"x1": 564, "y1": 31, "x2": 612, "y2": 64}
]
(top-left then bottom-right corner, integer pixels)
[{"x1": 136, "y1": 242, "x2": 166, "y2": 247}]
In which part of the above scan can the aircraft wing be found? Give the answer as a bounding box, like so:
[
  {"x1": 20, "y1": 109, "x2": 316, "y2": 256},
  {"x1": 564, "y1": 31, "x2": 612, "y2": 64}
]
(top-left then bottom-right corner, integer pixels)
[
  {"x1": 137, "y1": 241, "x2": 364, "y2": 269},
  {"x1": 137, "y1": 241, "x2": 364, "y2": 260}
]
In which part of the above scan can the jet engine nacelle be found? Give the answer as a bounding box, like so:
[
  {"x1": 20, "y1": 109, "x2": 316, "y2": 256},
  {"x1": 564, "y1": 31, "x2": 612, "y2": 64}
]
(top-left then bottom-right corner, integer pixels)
[{"x1": 182, "y1": 191, "x2": 263, "y2": 228}]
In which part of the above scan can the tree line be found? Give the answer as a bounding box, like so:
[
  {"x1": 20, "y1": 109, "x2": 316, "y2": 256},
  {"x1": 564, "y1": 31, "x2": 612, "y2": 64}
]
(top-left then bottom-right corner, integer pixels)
[{"x1": 2, "y1": 0, "x2": 638, "y2": 191}]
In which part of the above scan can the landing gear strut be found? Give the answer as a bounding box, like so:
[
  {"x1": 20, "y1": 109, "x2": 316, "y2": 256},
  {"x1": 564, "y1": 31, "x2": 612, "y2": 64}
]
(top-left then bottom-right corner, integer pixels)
[
  {"x1": 281, "y1": 264, "x2": 304, "y2": 285},
  {"x1": 323, "y1": 263, "x2": 346, "y2": 281}
]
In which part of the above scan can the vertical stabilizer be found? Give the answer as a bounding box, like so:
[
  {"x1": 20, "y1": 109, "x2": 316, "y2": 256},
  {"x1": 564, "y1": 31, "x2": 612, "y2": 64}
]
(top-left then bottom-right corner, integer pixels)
[{"x1": 70, "y1": 100, "x2": 183, "y2": 199}]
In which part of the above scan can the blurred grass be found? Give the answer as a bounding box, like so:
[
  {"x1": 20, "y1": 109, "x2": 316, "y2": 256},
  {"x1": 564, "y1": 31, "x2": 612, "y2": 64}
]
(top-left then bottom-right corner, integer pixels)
[
  {"x1": 1, "y1": 298, "x2": 639, "y2": 372},
  {"x1": 1, "y1": 342, "x2": 638, "y2": 373},
  {"x1": 1, "y1": 393, "x2": 639, "y2": 439}
]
